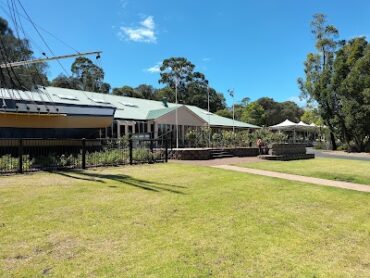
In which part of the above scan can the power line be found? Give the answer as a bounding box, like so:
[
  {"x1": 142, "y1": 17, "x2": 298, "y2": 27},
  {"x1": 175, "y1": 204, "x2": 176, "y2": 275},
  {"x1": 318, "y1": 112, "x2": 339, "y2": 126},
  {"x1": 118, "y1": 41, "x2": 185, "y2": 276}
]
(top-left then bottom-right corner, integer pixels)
[{"x1": 15, "y1": 0, "x2": 70, "y2": 76}]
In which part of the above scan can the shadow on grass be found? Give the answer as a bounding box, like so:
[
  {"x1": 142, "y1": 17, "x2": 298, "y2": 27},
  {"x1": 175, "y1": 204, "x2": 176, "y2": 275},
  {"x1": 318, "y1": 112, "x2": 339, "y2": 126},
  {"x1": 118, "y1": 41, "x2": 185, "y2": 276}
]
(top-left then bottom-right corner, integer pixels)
[{"x1": 55, "y1": 170, "x2": 185, "y2": 194}]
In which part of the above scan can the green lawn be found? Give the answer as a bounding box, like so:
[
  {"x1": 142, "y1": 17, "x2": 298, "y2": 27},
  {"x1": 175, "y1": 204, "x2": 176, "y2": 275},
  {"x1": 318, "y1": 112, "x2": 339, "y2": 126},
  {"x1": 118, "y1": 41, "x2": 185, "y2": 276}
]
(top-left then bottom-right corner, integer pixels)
[
  {"x1": 237, "y1": 158, "x2": 370, "y2": 185},
  {"x1": 1, "y1": 163, "x2": 369, "y2": 277}
]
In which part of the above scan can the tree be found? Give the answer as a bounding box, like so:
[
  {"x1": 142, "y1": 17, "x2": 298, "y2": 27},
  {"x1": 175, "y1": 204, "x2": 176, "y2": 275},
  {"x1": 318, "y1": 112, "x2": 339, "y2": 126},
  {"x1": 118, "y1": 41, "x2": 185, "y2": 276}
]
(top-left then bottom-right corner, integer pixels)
[
  {"x1": 215, "y1": 108, "x2": 232, "y2": 119},
  {"x1": 0, "y1": 17, "x2": 48, "y2": 90},
  {"x1": 135, "y1": 84, "x2": 156, "y2": 100},
  {"x1": 299, "y1": 14, "x2": 370, "y2": 151},
  {"x1": 335, "y1": 38, "x2": 370, "y2": 151},
  {"x1": 241, "y1": 102, "x2": 266, "y2": 126},
  {"x1": 51, "y1": 74, "x2": 81, "y2": 90},
  {"x1": 159, "y1": 57, "x2": 206, "y2": 92},
  {"x1": 279, "y1": 101, "x2": 304, "y2": 123},
  {"x1": 186, "y1": 83, "x2": 226, "y2": 112},
  {"x1": 99, "y1": 82, "x2": 111, "y2": 94},
  {"x1": 156, "y1": 87, "x2": 175, "y2": 102},
  {"x1": 158, "y1": 57, "x2": 226, "y2": 111},
  {"x1": 112, "y1": 86, "x2": 140, "y2": 97},
  {"x1": 71, "y1": 57, "x2": 105, "y2": 93},
  {"x1": 301, "y1": 107, "x2": 322, "y2": 125},
  {"x1": 298, "y1": 13, "x2": 340, "y2": 149}
]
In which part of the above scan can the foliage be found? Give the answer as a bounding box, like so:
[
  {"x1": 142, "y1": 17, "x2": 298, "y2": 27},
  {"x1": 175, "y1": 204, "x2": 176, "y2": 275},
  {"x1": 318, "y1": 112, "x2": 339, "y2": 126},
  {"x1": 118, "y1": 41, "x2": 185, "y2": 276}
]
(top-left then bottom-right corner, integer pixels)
[
  {"x1": 216, "y1": 97, "x2": 304, "y2": 127},
  {"x1": 50, "y1": 74, "x2": 81, "y2": 90},
  {"x1": 185, "y1": 127, "x2": 211, "y2": 147},
  {"x1": 156, "y1": 57, "x2": 226, "y2": 112},
  {"x1": 240, "y1": 102, "x2": 266, "y2": 126},
  {"x1": 132, "y1": 148, "x2": 161, "y2": 162},
  {"x1": 0, "y1": 17, "x2": 48, "y2": 90},
  {"x1": 185, "y1": 128, "x2": 285, "y2": 148},
  {"x1": 251, "y1": 128, "x2": 288, "y2": 145},
  {"x1": 51, "y1": 57, "x2": 110, "y2": 93},
  {"x1": 0, "y1": 154, "x2": 33, "y2": 172},
  {"x1": 301, "y1": 107, "x2": 322, "y2": 125},
  {"x1": 298, "y1": 13, "x2": 370, "y2": 151},
  {"x1": 215, "y1": 108, "x2": 233, "y2": 119},
  {"x1": 86, "y1": 149, "x2": 128, "y2": 166},
  {"x1": 112, "y1": 85, "x2": 140, "y2": 97}
]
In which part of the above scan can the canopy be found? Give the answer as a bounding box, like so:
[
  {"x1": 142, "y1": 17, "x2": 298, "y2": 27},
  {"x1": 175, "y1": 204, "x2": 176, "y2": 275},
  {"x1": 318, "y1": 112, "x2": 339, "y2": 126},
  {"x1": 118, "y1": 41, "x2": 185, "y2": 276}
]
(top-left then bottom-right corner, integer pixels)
[
  {"x1": 269, "y1": 119, "x2": 298, "y2": 130},
  {"x1": 270, "y1": 119, "x2": 317, "y2": 131}
]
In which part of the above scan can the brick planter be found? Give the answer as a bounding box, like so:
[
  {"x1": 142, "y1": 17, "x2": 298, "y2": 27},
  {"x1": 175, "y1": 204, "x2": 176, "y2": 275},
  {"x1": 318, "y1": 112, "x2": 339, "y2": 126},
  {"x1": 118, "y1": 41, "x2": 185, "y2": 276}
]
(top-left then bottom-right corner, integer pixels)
[
  {"x1": 169, "y1": 148, "x2": 211, "y2": 160},
  {"x1": 228, "y1": 147, "x2": 259, "y2": 157},
  {"x1": 260, "y1": 143, "x2": 315, "y2": 161}
]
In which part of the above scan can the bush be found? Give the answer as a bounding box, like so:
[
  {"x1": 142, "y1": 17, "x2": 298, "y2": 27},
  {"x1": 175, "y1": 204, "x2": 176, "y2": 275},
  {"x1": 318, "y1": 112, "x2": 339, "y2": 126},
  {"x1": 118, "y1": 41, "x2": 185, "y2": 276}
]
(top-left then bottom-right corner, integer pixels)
[
  {"x1": 86, "y1": 149, "x2": 128, "y2": 166},
  {"x1": 0, "y1": 154, "x2": 33, "y2": 172}
]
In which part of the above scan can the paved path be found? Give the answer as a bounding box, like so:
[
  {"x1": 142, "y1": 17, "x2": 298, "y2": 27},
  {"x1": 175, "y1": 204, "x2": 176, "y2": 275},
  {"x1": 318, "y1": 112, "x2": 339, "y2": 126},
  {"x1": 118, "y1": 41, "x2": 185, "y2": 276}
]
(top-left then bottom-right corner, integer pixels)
[
  {"x1": 308, "y1": 148, "x2": 370, "y2": 162},
  {"x1": 213, "y1": 165, "x2": 370, "y2": 193}
]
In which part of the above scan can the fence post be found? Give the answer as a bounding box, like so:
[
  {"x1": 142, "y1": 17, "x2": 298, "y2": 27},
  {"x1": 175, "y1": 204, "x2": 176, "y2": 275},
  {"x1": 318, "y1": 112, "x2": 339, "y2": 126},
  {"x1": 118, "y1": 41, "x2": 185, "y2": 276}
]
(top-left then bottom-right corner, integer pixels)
[
  {"x1": 81, "y1": 138, "x2": 86, "y2": 169},
  {"x1": 18, "y1": 139, "x2": 23, "y2": 174},
  {"x1": 129, "y1": 139, "x2": 133, "y2": 165},
  {"x1": 165, "y1": 139, "x2": 168, "y2": 163}
]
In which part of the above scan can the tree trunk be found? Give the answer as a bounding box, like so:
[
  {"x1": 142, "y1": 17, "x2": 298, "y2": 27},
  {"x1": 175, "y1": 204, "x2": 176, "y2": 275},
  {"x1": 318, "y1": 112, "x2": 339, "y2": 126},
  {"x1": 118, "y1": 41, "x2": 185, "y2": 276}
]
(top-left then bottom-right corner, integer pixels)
[
  {"x1": 329, "y1": 131, "x2": 337, "y2": 150},
  {"x1": 353, "y1": 135, "x2": 364, "y2": 152}
]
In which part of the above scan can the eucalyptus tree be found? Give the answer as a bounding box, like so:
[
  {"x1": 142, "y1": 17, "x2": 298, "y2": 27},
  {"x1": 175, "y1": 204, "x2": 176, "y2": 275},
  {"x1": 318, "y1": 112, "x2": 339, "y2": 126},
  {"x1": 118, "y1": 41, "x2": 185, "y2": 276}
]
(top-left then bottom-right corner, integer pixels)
[
  {"x1": 335, "y1": 38, "x2": 370, "y2": 151},
  {"x1": 71, "y1": 57, "x2": 105, "y2": 93},
  {"x1": 298, "y1": 13, "x2": 340, "y2": 149}
]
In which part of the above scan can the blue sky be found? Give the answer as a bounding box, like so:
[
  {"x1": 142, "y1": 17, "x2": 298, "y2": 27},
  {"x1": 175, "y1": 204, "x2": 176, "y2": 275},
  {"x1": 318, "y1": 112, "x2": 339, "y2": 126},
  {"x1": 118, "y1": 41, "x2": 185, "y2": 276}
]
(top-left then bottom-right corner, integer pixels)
[{"x1": 2, "y1": 0, "x2": 370, "y2": 106}]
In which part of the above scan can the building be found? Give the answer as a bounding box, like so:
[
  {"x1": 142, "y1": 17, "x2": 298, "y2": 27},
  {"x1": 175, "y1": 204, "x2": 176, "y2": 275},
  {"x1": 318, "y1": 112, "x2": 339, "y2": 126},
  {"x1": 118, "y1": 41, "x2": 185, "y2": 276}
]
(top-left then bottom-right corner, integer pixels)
[{"x1": 0, "y1": 87, "x2": 259, "y2": 141}]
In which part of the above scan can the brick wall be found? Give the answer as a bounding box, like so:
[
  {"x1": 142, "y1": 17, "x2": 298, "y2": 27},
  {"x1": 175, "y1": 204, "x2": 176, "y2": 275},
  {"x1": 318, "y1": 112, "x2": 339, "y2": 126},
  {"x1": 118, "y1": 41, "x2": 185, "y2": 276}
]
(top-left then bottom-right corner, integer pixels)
[{"x1": 271, "y1": 144, "x2": 307, "y2": 155}]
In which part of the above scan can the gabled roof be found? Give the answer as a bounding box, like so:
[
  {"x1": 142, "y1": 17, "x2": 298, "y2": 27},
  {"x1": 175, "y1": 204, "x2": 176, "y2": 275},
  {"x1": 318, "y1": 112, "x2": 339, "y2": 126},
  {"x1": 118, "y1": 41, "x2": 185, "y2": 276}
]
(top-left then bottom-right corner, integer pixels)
[
  {"x1": 186, "y1": 105, "x2": 260, "y2": 129},
  {"x1": 146, "y1": 107, "x2": 178, "y2": 120},
  {"x1": 2, "y1": 87, "x2": 260, "y2": 128}
]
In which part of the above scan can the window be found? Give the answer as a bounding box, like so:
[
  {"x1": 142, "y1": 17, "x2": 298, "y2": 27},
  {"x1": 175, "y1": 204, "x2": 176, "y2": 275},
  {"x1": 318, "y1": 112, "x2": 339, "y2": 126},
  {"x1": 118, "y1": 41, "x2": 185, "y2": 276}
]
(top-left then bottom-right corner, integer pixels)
[
  {"x1": 54, "y1": 94, "x2": 78, "y2": 101},
  {"x1": 119, "y1": 101, "x2": 138, "y2": 108},
  {"x1": 89, "y1": 98, "x2": 111, "y2": 104}
]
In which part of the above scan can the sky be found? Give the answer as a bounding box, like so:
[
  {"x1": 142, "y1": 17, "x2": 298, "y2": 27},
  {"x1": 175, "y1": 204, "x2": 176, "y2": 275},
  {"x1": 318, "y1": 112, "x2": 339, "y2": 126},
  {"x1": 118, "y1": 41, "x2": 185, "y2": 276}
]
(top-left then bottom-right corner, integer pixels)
[{"x1": 1, "y1": 0, "x2": 370, "y2": 106}]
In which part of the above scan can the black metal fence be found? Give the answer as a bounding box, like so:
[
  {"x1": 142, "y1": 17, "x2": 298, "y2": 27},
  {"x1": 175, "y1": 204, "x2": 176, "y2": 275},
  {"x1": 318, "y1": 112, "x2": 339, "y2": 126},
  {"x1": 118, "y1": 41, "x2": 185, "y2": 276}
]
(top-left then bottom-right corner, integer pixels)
[{"x1": 0, "y1": 138, "x2": 168, "y2": 174}]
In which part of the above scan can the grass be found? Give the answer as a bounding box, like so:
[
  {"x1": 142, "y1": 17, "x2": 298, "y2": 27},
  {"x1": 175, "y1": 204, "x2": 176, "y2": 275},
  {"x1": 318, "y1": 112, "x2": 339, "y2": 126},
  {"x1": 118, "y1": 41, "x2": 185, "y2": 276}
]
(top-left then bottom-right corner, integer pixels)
[
  {"x1": 0, "y1": 163, "x2": 369, "y2": 277},
  {"x1": 237, "y1": 158, "x2": 370, "y2": 185}
]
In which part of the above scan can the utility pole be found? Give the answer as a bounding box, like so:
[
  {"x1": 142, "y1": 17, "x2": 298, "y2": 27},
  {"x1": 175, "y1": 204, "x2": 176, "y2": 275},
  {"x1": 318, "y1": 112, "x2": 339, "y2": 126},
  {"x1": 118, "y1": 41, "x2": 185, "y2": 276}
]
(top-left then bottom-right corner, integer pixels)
[
  {"x1": 207, "y1": 84, "x2": 211, "y2": 147},
  {"x1": 175, "y1": 77, "x2": 179, "y2": 149},
  {"x1": 228, "y1": 89, "x2": 235, "y2": 134}
]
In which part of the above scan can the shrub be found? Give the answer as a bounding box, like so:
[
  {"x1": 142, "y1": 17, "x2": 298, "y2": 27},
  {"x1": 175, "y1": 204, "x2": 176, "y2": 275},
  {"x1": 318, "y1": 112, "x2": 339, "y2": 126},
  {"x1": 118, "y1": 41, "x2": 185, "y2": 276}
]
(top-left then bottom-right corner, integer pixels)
[
  {"x1": 86, "y1": 149, "x2": 128, "y2": 166},
  {"x1": 0, "y1": 154, "x2": 33, "y2": 172}
]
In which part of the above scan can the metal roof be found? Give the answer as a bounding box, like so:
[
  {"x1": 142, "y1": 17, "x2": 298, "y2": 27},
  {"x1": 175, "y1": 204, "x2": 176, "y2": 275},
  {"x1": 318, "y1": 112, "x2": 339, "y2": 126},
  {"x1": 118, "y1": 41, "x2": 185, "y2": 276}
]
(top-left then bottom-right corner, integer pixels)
[{"x1": 1, "y1": 87, "x2": 260, "y2": 128}]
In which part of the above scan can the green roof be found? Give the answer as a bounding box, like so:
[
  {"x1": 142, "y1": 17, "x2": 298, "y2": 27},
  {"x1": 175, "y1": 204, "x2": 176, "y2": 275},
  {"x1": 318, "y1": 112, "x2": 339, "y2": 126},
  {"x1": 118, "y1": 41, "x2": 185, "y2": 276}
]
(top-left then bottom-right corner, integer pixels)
[
  {"x1": 4, "y1": 87, "x2": 260, "y2": 129},
  {"x1": 146, "y1": 107, "x2": 178, "y2": 120},
  {"x1": 186, "y1": 105, "x2": 260, "y2": 129}
]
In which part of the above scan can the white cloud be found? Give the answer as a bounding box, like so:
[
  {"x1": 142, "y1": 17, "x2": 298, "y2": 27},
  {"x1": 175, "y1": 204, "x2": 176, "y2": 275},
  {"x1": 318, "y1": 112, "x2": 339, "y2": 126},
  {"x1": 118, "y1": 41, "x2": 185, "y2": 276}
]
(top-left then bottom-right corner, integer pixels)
[
  {"x1": 118, "y1": 16, "x2": 157, "y2": 43},
  {"x1": 145, "y1": 62, "x2": 161, "y2": 73},
  {"x1": 287, "y1": 96, "x2": 307, "y2": 107},
  {"x1": 141, "y1": 16, "x2": 155, "y2": 29}
]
